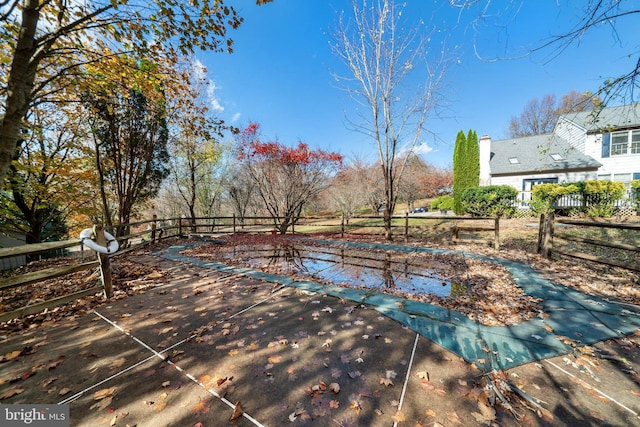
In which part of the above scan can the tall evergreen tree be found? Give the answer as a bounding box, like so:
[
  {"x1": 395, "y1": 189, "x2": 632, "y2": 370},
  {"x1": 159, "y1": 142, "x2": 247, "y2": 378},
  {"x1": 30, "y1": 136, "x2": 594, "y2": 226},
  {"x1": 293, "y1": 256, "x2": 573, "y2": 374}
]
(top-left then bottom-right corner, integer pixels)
[
  {"x1": 452, "y1": 130, "x2": 466, "y2": 214},
  {"x1": 466, "y1": 129, "x2": 480, "y2": 188},
  {"x1": 453, "y1": 129, "x2": 480, "y2": 214}
]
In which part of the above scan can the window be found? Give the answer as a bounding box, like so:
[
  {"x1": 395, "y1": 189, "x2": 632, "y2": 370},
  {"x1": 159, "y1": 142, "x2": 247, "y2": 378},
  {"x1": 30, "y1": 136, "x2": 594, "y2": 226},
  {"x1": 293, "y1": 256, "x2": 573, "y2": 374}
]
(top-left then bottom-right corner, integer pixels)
[
  {"x1": 611, "y1": 131, "x2": 628, "y2": 155},
  {"x1": 632, "y1": 131, "x2": 640, "y2": 154},
  {"x1": 603, "y1": 129, "x2": 640, "y2": 156},
  {"x1": 597, "y1": 174, "x2": 611, "y2": 181},
  {"x1": 508, "y1": 157, "x2": 519, "y2": 164},
  {"x1": 550, "y1": 153, "x2": 564, "y2": 161}
]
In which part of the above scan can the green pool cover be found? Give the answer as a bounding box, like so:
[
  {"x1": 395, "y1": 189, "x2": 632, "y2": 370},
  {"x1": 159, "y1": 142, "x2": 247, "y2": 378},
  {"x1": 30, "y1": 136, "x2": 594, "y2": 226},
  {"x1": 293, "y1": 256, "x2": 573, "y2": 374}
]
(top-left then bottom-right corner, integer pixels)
[{"x1": 160, "y1": 240, "x2": 640, "y2": 370}]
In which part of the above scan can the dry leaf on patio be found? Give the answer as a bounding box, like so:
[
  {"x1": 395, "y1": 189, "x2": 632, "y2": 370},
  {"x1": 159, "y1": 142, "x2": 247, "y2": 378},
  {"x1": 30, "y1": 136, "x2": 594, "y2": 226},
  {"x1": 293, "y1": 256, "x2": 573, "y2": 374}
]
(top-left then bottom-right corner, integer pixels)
[
  {"x1": 391, "y1": 410, "x2": 406, "y2": 423},
  {"x1": 379, "y1": 377, "x2": 393, "y2": 387},
  {"x1": 94, "y1": 387, "x2": 116, "y2": 400},
  {"x1": 46, "y1": 356, "x2": 65, "y2": 371},
  {"x1": 0, "y1": 388, "x2": 24, "y2": 399},
  {"x1": 229, "y1": 401, "x2": 243, "y2": 421},
  {"x1": 329, "y1": 400, "x2": 339, "y2": 409},
  {"x1": 1, "y1": 350, "x2": 22, "y2": 362},
  {"x1": 329, "y1": 382, "x2": 340, "y2": 394},
  {"x1": 192, "y1": 400, "x2": 209, "y2": 414},
  {"x1": 58, "y1": 388, "x2": 71, "y2": 396}
]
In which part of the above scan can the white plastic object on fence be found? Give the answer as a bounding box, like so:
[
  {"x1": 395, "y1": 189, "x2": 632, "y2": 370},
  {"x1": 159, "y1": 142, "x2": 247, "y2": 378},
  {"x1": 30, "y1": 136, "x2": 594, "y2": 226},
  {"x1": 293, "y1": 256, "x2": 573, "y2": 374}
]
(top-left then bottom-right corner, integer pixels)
[{"x1": 79, "y1": 228, "x2": 119, "y2": 254}]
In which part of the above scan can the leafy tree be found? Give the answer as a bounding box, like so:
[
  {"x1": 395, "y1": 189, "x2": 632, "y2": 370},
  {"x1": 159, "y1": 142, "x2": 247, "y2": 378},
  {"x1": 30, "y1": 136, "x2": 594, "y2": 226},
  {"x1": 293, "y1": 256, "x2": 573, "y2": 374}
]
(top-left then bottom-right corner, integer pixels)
[
  {"x1": 418, "y1": 164, "x2": 453, "y2": 198},
  {"x1": 236, "y1": 123, "x2": 343, "y2": 234},
  {"x1": 85, "y1": 78, "x2": 169, "y2": 234},
  {"x1": 0, "y1": 103, "x2": 92, "y2": 243},
  {"x1": 332, "y1": 0, "x2": 449, "y2": 240},
  {"x1": 165, "y1": 63, "x2": 227, "y2": 226},
  {"x1": 0, "y1": 0, "x2": 273, "y2": 183}
]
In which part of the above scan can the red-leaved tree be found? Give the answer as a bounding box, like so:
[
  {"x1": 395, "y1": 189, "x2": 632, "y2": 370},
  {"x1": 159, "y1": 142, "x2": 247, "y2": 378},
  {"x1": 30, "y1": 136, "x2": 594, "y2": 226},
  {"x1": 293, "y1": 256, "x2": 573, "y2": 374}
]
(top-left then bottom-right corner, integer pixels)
[{"x1": 236, "y1": 123, "x2": 343, "y2": 234}]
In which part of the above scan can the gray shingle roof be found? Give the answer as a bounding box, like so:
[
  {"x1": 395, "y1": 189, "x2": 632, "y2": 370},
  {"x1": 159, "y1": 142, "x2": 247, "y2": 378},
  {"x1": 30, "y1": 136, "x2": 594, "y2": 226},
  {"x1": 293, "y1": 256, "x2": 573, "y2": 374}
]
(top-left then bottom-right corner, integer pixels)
[
  {"x1": 560, "y1": 103, "x2": 640, "y2": 133},
  {"x1": 489, "y1": 134, "x2": 601, "y2": 175}
]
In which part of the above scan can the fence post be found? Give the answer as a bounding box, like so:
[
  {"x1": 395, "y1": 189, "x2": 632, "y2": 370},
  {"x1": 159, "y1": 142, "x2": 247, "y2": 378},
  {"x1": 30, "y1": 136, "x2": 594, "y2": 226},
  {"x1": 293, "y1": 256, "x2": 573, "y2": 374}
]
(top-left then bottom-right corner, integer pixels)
[
  {"x1": 341, "y1": 215, "x2": 345, "y2": 238},
  {"x1": 233, "y1": 214, "x2": 236, "y2": 235},
  {"x1": 404, "y1": 211, "x2": 409, "y2": 242},
  {"x1": 178, "y1": 217, "x2": 183, "y2": 237},
  {"x1": 94, "y1": 224, "x2": 113, "y2": 298},
  {"x1": 541, "y1": 212, "x2": 554, "y2": 259},
  {"x1": 537, "y1": 214, "x2": 545, "y2": 254},
  {"x1": 494, "y1": 217, "x2": 500, "y2": 250},
  {"x1": 151, "y1": 214, "x2": 157, "y2": 242}
]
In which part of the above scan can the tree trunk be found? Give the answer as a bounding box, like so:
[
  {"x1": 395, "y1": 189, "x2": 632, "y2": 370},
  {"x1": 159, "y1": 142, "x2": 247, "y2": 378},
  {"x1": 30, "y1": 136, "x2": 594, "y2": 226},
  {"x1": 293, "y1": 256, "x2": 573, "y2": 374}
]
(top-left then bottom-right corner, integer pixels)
[{"x1": 0, "y1": 0, "x2": 41, "y2": 182}]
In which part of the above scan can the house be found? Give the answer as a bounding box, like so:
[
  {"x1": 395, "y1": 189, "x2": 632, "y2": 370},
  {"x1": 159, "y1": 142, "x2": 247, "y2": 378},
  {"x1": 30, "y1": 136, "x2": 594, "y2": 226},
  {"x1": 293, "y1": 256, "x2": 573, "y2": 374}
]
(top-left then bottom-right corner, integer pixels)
[{"x1": 479, "y1": 104, "x2": 640, "y2": 205}]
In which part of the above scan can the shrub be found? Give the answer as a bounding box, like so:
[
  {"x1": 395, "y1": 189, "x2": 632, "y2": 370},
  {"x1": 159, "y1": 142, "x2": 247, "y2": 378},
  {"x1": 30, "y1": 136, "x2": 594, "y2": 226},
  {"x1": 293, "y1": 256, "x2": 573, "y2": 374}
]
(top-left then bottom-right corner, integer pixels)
[
  {"x1": 577, "y1": 180, "x2": 625, "y2": 217},
  {"x1": 431, "y1": 195, "x2": 454, "y2": 212},
  {"x1": 531, "y1": 183, "x2": 579, "y2": 215},
  {"x1": 461, "y1": 185, "x2": 518, "y2": 217},
  {"x1": 631, "y1": 180, "x2": 640, "y2": 211}
]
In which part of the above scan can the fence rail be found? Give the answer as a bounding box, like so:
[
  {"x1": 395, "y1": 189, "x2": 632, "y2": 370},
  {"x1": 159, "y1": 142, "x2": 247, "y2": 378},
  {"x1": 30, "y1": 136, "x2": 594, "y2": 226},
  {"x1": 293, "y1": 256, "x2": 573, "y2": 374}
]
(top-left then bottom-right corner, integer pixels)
[{"x1": 538, "y1": 215, "x2": 640, "y2": 272}]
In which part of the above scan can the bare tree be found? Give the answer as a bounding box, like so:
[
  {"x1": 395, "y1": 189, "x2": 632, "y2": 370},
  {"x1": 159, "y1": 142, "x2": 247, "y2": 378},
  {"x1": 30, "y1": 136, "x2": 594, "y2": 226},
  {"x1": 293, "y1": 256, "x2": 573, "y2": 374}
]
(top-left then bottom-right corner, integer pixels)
[
  {"x1": 508, "y1": 90, "x2": 602, "y2": 137},
  {"x1": 453, "y1": 1, "x2": 640, "y2": 105},
  {"x1": 326, "y1": 165, "x2": 368, "y2": 223},
  {"x1": 332, "y1": 0, "x2": 449, "y2": 240}
]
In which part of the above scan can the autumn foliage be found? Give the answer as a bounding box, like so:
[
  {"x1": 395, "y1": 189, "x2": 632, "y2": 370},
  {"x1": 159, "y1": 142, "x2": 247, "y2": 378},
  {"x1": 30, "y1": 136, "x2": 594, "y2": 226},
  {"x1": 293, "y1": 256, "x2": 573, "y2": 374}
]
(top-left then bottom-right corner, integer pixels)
[
  {"x1": 235, "y1": 123, "x2": 343, "y2": 234},
  {"x1": 238, "y1": 123, "x2": 343, "y2": 166}
]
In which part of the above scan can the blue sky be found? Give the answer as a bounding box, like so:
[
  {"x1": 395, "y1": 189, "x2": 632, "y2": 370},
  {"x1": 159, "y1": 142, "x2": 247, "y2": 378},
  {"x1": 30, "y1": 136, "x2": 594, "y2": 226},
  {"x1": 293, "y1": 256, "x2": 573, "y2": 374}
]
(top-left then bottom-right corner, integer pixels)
[{"x1": 197, "y1": 0, "x2": 637, "y2": 168}]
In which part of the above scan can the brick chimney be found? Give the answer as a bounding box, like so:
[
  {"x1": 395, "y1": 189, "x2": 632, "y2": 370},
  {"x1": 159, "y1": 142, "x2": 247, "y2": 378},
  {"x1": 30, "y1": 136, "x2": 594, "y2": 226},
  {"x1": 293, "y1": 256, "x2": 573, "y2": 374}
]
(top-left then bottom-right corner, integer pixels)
[{"x1": 479, "y1": 135, "x2": 491, "y2": 186}]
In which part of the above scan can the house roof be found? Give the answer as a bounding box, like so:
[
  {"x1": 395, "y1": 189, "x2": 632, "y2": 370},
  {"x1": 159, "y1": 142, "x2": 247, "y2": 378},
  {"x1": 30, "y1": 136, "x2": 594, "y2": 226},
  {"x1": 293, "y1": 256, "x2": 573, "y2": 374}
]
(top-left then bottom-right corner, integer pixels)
[
  {"x1": 489, "y1": 134, "x2": 601, "y2": 176},
  {"x1": 560, "y1": 103, "x2": 640, "y2": 133}
]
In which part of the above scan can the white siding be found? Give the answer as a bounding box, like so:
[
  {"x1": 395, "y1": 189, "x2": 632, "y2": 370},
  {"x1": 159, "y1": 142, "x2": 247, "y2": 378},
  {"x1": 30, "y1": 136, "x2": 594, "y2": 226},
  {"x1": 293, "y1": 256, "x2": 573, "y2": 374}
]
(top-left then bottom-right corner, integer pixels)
[{"x1": 555, "y1": 117, "x2": 586, "y2": 151}]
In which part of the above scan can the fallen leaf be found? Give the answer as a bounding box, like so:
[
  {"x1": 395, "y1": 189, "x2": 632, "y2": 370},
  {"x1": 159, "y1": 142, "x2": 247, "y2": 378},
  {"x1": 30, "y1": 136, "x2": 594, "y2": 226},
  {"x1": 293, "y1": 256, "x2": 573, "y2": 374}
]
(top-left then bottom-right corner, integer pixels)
[
  {"x1": 161, "y1": 381, "x2": 171, "y2": 388},
  {"x1": 229, "y1": 401, "x2": 243, "y2": 422},
  {"x1": 0, "y1": 388, "x2": 24, "y2": 399},
  {"x1": 192, "y1": 400, "x2": 209, "y2": 414},
  {"x1": 2, "y1": 350, "x2": 22, "y2": 362},
  {"x1": 380, "y1": 377, "x2": 394, "y2": 387},
  {"x1": 58, "y1": 388, "x2": 71, "y2": 396},
  {"x1": 329, "y1": 400, "x2": 339, "y2": 409},
  {"x1": 391, "y1": 410, "x2": 406, "y2": 423},
  {"x1": 416, "y1": 371, "x2": 428, "y2": 379},
  {"x1": 94, "y1": 387, "x2": 116, "y2": 400},
  {"x1": 329, "y1": 382, "x2": 340, "y2": 394},
  {"x1": 109, "y1": 357, "x2": 126, "y2": 370},
  {"x1": 268, "y1": 355, "x2": 281, "y2": 364},
  {"x1": 426, "y1": 408, "x2": 436, "y2": 417}
]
